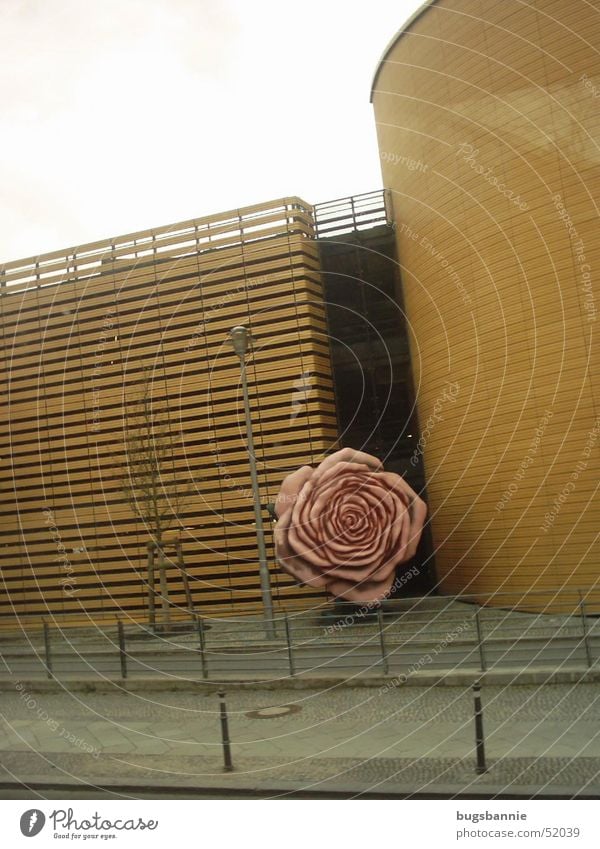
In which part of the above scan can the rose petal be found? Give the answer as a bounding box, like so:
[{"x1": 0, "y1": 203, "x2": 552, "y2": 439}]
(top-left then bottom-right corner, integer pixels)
[
  {"x1": 275, "y1": 465, "x2": 314, "y2": 519},
  {"x1": 327, "y1": 572, "x2": 397, "y2": 603},
  {"x1": 273, "y1": 448, "x2": 427, "y2": 604},
  {"x1": 309, "y1": 460, "x2": 377, "y2": 491},
  {"x1": 289, "y1": 470, "x2": 387, "y2": 568},
  {"x1": 274, "y1": 506, "x2": 329, "y2": 587},
  {"x1": 377, "y1": 471, "x2": 426, "y2": 559},
  {"x1": 314, "y1": 448, "x2": 382, "y2": 477}
]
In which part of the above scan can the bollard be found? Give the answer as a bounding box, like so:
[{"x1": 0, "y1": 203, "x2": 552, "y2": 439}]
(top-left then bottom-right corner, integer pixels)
[
  {"x1": 42, "y1": 620, "x2": 53, "y2": 679},
  {"x1": 377, "y1": 609, "x2": 389, "y2": 675},
  {"x1": 284, "y1": 614, "x2": 296, "y2": 677},
  {"x1": 473, "y1": 679, "x2": 487, "y2": 774},
  {"x1": 218, "y1": 690, "x2": 234, "y2": 772},
  {"x1": 117, "y1": 618, "x2": 128, "y2": 679}
]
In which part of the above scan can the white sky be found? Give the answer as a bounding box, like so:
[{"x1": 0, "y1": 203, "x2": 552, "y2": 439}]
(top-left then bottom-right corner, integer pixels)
[{"x1": 0, "y1": 0, "x2": 422, "y2": 263}]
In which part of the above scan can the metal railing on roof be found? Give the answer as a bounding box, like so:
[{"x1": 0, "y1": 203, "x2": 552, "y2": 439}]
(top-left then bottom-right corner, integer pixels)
[
  {"x1": 0, "y1": 197, "x2": 315, "y2": 294},
  {"x1": 313, "y1": 190, "x2": 393, "y2": 239},
  {"x1": 0, "y1": 192, "x2": 392, "y2": 292}
]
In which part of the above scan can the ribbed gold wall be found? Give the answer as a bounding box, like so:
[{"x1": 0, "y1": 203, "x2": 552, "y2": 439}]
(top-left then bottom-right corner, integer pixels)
[
  {"x1": 372, "y1": 0, "x2": 599, "y2": 610},
  {"x1": 0, "y1": 198, "x2": 337, "y2": 624}
]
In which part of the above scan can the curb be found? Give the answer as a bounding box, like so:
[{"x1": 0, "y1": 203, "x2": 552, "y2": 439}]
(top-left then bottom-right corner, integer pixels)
[
  {"x1": 0, "y1": 774, "x2": 597, "y2": 800},
  {"x1": 2, "y1": 666, "x2": 598, "y2": 692},
  {"x1": 0, "y1": 633, "x2": 587, "y2": 655}
]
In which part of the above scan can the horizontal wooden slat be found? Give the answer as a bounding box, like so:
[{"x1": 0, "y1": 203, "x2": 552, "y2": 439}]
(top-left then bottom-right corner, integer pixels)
[{"x1": 1, "y1": 197, "x2": 338, "y2": 623}]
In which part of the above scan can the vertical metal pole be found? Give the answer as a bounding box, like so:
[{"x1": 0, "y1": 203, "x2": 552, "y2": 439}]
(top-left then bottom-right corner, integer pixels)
[
  {"x1": 218, "y1": 690, "x2": 234, "y2": 772},
  {"x1": 284, "y1": 614, "x2": 296, "y2": 677},
  {"x1": 43, "y1": 620, "x2": 53, "y2": 679},
  {"x1": 579, "y1": 590, "x2": 592, "y2": 669},
  {"x1": 195, "y1": 613, "x2": 208, "y2": 680},
  {"x1": 117, "y1": 618, "x2": 128, "y2": 679},
  {"x1": 377, "y1": 609, "x2": 389, "y2": 675},
  {"x1": 473, "y1": 679, "x2": 487, "y2": 774},
  {"x1": 475, "y1": 608, "x2": 486, "y2": 672},
  {"x1": 238, "y1": 353, "x2": 275, "y2": 640}
]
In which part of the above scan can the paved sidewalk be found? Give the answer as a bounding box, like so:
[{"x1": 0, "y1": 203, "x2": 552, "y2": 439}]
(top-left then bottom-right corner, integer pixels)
[{"x1": 1, "y1": 680, "x2": 599, "y2": 797}]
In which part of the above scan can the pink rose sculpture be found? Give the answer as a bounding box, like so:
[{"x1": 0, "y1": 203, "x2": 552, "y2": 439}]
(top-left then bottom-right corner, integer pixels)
[{"x1": 274, "y1": 448, "x2": 427, "y2": 602}]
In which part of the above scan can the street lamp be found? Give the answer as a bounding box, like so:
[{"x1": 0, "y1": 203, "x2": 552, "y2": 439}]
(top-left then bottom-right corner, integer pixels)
[{"x1": 229, "y1": 326, "x2": 275, "y2": 639}]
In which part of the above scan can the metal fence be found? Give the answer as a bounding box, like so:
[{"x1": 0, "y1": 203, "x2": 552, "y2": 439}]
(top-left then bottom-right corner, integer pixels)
[
  {"x1": 2, "y1": 592, "x2": 599, "y2": 682},
  {"x1": 313, "y1": 190, "x2": 392, "y2": 238}
]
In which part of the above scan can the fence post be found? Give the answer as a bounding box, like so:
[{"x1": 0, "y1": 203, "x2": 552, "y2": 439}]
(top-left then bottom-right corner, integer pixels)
[
  {"x1": 377, "y1": 609, "x2": 389, "y2": 676},
  {"x1": 284, "y1": 614, "x2": 296, "y2": 677},
  {"x1": 475, "y1": 608, "x2": 486, "y2": 672},
  {"x1": 218, "y1": 690, "x2": 234, "y2": 772},
  {"x1": 42, "y1": 620, "x2": 53, "y2": 679},
  {"x1": 117, "y1": 618, "x2": 128, "y2": 679},
  {"x1": 578, "y1": 590, "x2": 593, "y2": 669},
  {"x1": 473, "y1": 679, "x2": 487, "y2": 774},
  {"x1": 195, "y1": 613, "x2": 208, "y2": 680}
]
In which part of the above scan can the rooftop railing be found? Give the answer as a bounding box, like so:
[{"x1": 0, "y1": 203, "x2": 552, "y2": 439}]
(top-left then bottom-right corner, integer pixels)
[
  {"x1": 313, "y1": 189, "x2": 393, "y2": 239},
  {"x1": 0, "y1": 191, "x2": 392, "y2": 293},
  {"x1": 0, "y1": 196, "x2": 315, "y2": 294}
]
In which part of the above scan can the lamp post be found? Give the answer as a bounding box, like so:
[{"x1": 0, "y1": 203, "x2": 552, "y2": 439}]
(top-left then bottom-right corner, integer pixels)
[{"x1": 229, "y1": 326, "x2": 275, "y2": 639}]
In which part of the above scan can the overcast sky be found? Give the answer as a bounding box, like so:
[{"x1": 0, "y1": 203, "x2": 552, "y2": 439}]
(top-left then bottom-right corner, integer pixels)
[{"x1": 0, "y1": 0, "x2": 422, "y2": 262}]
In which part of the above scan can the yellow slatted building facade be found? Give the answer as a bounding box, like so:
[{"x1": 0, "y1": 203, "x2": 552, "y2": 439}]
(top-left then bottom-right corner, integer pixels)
[
  {"x1": 371, "y1": 0, "x2": 599, "y2": 610},
  {"x1": 0, "y1": 198, "x2": 338, "y2": 624}
]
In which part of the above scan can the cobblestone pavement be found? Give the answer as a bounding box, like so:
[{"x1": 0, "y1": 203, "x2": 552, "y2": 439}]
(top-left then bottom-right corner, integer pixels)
[
  {"x1": 2, "y1": 751, "x2": 599, "y2": 797},
  {"x1": 1, "y1": 682, "x2": 599, "y2": 796}
]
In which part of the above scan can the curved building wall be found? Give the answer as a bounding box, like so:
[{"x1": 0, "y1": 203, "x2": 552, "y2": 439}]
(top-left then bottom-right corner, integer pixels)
[{"x1": 372, "y1": 0, "x2": 599, "y2": 610}]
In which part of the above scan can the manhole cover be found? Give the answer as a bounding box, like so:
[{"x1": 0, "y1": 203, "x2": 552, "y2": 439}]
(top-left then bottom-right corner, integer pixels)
[{"x1": 245, "y1": 704, "x2": 302, "y2": 719}]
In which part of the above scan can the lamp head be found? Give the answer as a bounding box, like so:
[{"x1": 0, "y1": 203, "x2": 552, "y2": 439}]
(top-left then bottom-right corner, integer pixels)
[{"x1": 230, "y1": 325, "x2": 251, "y2": 358}]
